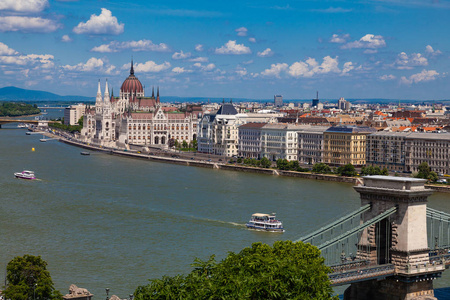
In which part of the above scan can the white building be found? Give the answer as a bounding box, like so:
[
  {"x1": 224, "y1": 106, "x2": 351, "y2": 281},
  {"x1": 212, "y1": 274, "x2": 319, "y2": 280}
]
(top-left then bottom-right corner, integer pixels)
[
  {"x1": 81, "y1": 62, "x2": 202, "y2": 148},
  {"x1": 297, "y1": 126, "x2": 329, "y2": 165},
  {"x1": 64, "y1": 104, "x2": 86, "y2": 125},
  {"x1": 261, "y1": 124, "x2": 299, "y2": 161},
  {"x1": 198, "y1": 102, "x2": 281, "y2": 157}
]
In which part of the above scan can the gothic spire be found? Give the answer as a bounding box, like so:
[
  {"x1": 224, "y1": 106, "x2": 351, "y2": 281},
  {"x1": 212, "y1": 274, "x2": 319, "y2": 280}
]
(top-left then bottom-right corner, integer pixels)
[
  {"x1": 130, "y1": 58, "x2": 134, "y2": 75},
  {"x1": 152, "y1": 86, "x2": 155, "y2": 98}
]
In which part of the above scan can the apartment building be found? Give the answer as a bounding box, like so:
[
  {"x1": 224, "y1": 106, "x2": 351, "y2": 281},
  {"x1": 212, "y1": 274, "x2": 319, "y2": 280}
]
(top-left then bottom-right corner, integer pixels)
[
  {"x1": 297, "y1": 126, "x2": 329, "y2": 165},
  {"x1": 323, "y1": 125, "x2": 376, "y2": 166}
]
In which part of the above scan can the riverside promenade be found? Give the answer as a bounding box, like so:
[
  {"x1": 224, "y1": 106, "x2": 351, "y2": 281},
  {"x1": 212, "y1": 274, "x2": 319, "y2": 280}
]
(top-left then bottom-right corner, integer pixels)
[{"x1": 38, "y1": 129, "x2": 450, "y2": 191}]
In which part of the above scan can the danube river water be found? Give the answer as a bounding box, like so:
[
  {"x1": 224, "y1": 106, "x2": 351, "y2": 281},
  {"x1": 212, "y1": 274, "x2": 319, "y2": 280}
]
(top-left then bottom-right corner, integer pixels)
[{"x1": 1, "y1": 120, "x2": 449, "y2": 298}]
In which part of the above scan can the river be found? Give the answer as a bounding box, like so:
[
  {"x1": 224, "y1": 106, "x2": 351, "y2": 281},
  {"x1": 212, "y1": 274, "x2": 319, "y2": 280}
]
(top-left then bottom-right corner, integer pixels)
[{"x1": 1, "y1": 117, "x2": 449, "y2": 299}]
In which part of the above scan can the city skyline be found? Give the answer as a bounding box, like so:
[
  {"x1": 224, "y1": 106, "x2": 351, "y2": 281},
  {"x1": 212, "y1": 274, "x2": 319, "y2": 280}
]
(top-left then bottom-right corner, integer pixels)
[{"x1": 0, "y1": 0, "x2": 449, "y2": 100}]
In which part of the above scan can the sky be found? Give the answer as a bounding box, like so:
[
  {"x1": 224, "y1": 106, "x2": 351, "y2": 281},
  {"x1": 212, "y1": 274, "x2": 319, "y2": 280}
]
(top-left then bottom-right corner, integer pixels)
[{"x1": 0, "y1": 0, "x2": 449, "y2": 100}]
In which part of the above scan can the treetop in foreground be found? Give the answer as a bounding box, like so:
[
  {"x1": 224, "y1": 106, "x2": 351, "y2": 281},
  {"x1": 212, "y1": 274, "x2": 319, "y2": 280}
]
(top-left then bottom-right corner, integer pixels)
[
  {"x1": 3, "y1": 254, "x2": 62, "y2": 300},
  {"x1": 134, "y1": 240, "x2": 337, "y2": 300}
]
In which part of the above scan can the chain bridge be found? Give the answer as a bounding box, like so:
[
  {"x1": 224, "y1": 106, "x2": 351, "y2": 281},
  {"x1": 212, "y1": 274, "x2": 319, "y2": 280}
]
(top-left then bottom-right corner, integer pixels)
[{"x1": 296, "y1": 176, "x2": 449, "y2": 300}]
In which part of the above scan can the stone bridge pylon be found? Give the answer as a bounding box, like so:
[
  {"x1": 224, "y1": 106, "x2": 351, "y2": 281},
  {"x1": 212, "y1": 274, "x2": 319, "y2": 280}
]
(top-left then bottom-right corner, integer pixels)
[{"x1": 345, "y1": 176, "x2": 444, "y2": 300}]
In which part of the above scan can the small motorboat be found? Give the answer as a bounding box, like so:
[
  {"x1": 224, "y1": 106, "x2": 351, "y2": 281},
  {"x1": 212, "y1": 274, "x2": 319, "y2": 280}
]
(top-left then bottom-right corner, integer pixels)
[
  {"x1": 14, "y1": 170, "x2": 36, "y2": 180},
  {"x1": 80, "y1": 151, "x2": 90, "y2": 156},
  {"x1": 246, "y1": 213, "x2": 285, "y2": 232}
]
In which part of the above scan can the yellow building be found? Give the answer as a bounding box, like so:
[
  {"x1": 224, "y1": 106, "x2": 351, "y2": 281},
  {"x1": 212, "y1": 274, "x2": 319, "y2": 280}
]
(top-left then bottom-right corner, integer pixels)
[{"x1": 323, "y1": 125, "x2": 377, "y2": 166}]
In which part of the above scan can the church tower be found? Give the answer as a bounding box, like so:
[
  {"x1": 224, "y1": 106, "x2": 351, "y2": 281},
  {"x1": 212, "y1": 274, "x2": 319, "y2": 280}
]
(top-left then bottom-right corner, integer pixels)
[
  {"x1": 102, "y1": 80, "x2": 113, "y2": 142},
  {"x1": 95, "y1": 80, "x2": 103, "y2": 115}
]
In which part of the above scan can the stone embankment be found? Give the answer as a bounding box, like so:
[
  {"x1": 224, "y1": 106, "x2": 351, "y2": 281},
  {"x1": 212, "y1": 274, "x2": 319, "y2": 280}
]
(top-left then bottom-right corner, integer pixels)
[{"x1": 42, "y1": 130, "x2": 450, "y2": 191}]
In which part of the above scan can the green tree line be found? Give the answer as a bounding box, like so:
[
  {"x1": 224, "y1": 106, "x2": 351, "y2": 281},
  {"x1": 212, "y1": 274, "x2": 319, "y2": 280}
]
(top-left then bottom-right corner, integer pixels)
[{"x1": 0, "y1": 102, "x2": 40, "y2": 117}]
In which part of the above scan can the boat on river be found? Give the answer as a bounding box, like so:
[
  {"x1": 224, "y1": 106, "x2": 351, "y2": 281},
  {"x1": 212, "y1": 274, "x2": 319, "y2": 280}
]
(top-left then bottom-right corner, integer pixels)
[
  {"x1": 246, "y1": 213, "x2": 285, "y2": 232},
  {"x1": 80, "y1": 151, "x2": 90, "y2": 156},
  {"x1": 17, "y1": 123, "x2": 27, "y2": 128},
  {"x1": 14, "y1": 170, "x2": 36, "y2": 180}
]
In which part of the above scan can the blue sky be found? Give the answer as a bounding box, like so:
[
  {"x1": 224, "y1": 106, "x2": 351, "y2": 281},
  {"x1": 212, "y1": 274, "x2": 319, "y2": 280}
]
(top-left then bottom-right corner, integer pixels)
[{"x1": 0, "y1": 0, "x2": 449, "y2": 100}]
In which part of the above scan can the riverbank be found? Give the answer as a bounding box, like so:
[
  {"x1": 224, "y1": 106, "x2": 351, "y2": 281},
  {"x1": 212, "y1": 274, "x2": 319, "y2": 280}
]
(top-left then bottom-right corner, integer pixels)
[{"x1": 40, "y1": 129, "x2": 450, "y2": 192}]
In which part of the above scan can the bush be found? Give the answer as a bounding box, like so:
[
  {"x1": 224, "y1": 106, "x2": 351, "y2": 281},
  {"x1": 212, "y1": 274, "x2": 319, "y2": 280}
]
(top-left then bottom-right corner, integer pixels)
[{"x1": 312, "y1": 163, "x2": 331, "y2": 174}]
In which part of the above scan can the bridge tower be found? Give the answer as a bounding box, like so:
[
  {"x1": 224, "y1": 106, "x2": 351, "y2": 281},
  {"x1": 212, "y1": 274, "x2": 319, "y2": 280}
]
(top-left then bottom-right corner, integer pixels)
[{"x1": 345, "y1": 176, "x2": 444, "y2": 300}]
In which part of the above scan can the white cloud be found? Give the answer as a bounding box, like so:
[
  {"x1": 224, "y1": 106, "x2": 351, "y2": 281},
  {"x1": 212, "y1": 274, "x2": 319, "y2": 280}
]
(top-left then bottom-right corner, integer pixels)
[
  {"x1": 0, "y1": 54, "x2": 54, "y2": 68},
  {"x1": 330, "y1": 33, "x2": 350, "y2": 43},
  {"x1": 425, "y1": 45, "x2": 442, "y2": 56},
  {"x1": 133, "y1": 61, "x2": 171, "y2": 73},
  {"x1": 195, "y1": 44, "x2": 204, "y2": 52},
  {"x1": 0, "y1": 16, "x2": 60, "y2": 33},
  {"x1": 400, "y1": 69, "x2": 439, "y2": 85},
  {"x1": 91, "y1": 40, "x2": 170, "y2": 53},
  {"x1": 188, "y1": 57, "x2": 208, "y2": 62},
  {"x1": 172, "y1": 50, "x2": 191, "y2": 60},
  {"x1": 235, "y1": 27, "x2": 248, "y2": 37},
  {"x1": 172, "y1": 67, "x2": 192, "y2": 74},
  {"x1": 341, "y1": 62, "x2": 355, "y2": 76},
  {"x1": 73, "y1": 8, "x2": 124, "y2": 35},
  {"x1": 242, "y1": 60, "x2": 254, "y2": 65},
  {"x1": 341, "y1": 34, "x2": 386, "y2": 51},
  {"x1": 193, "y1": 62, "x2": 216, "y2": 71},
  {"x1": 257, "y1": 48, "x2": 274, "y2": 57},
  {"x1": 0, "y1": 0, "x2": 48, "y2": 13},
  {"x1": 61, "y1": 35, "x2": 72, "y2": 42},
  {"x1": 248, "y1": 37, "x2": 256, "y2": 43},
  {"x1": 288, "y1": 56, "x2": 340, "y2": 78},
  {"x1": 311, "y1": 7, "x2": 352, "y2": 13},
  {"x1": 0, "y1": 42, "x2": 18, "y2": 55},
  {"x1": 394, "y1": 52, "x2": 428, "y2": 69},
  {"x1": 63, "y1": 57, "x2": 105, "y2": 72},
  {"x1": 261, "y1": 63, "x2": 288, "y2": 78},
  {"x1": 236, "y1": 68, "x2": 247, "y2": 76},
  {"x1": 215, "y1": 40, "x2": 251, "y2": 55},
  {"x1": 379, "y1": 74, "x2": 396, "y2": 81}
]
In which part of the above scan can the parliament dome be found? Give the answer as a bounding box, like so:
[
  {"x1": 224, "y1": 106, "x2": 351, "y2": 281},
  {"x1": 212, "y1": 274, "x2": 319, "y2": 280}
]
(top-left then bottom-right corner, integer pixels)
[{"x1": 121, "y1": 61, "x2": 143, "y2": 95}]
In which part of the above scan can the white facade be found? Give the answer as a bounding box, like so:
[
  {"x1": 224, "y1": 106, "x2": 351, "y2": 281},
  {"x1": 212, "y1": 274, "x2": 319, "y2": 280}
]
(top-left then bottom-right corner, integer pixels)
[
  {"x1": 297, "y1": 126, "x2": 329, "y2": 165},
  {"x1": 64, "y1": 104, "x2": 86, "y2": 126},
  {"x1": 81, "y1": 65, "x2": 201, "y2": 148},
  {"x1": 261, "y1": 124, "x2": 299, "y2": 161}
]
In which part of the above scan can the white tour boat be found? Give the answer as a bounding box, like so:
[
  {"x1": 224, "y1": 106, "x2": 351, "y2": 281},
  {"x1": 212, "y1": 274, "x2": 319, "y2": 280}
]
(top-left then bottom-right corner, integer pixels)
[
  {"x1": 246, "y1": 213, "x2": 285, "y2": 232},
  {"x1": 14, "y1": 170, "x2": 36, "y2": 180}
]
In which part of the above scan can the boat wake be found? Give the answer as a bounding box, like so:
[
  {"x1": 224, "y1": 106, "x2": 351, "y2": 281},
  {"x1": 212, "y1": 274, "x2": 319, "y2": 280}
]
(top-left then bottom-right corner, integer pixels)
[{"x1": 188, "y1": 216, "x2": 246, "y2": 228}]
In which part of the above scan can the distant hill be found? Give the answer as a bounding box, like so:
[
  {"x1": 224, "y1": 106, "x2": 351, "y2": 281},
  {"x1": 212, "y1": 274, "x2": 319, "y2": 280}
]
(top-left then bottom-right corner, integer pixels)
[
  {"x1": 1, "y1": 86, "x2": 448, "y2": 105},
  {"x1": 0, "y1": 86, "x2": 94, "y2": 102}
]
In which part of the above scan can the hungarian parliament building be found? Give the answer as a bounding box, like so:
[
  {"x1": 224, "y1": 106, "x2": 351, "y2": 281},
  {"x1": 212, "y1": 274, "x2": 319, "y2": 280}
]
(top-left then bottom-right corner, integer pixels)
[{"x1": 80, "y1": 62, "x2": 202, "y2": 149}]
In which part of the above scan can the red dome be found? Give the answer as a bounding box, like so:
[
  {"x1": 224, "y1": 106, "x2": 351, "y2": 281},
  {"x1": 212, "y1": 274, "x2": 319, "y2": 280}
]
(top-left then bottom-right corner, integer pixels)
[
  {"x1": 121, "y1": 61, "x2": 143, "y2": 94},
  {"x1": 121, "y1": 74, "x2": 143, "y2": 94}
]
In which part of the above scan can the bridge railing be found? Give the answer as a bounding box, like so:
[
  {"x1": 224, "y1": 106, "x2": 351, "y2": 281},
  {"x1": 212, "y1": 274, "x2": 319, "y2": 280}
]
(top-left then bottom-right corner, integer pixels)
[{"x1": 329, "y1": 264, "x2": 395, "y2": 286}]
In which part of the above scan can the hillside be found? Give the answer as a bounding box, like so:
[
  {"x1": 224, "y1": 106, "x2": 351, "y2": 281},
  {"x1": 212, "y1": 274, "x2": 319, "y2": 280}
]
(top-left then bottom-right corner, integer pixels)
[{"x1": 0, "y1": 86, "x2": 94, "y2": 102}]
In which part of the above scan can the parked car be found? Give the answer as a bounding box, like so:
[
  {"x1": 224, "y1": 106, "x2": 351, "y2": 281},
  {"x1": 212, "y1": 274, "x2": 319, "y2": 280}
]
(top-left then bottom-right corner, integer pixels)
[{"x1": 437, "y1": 179, "x2": 447, "y2": 184}]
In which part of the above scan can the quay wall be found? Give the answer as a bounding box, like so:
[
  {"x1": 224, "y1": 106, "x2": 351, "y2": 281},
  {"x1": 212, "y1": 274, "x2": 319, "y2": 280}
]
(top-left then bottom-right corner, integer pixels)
[{"x1": 57, "y1": 137, "x2": 446, "y2": 189}]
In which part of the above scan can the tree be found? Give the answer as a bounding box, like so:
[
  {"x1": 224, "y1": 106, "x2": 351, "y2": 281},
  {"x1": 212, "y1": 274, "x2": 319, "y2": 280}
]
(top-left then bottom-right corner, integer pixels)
[
  {"x1": 134, "y1": 241, "x2": 337, "y2": 300},
  {"x1": 312, "y1": 163, "x2": 331, "y2": 174},
  {"x1": 182, "y1": 140, "x2": 188, "y2": 149},
  {"x1": 4, "y1": 255, "x2": 62, "y2": 300},
  {"x1": 336, "y1": 163, "x2": 357, "y2": 177},
  {"x1": 416, "y1": 162, "x2": 438, "y2": 182},
  {"x1": 260, "y1": 157, "x2": 271, "y2": 168}
]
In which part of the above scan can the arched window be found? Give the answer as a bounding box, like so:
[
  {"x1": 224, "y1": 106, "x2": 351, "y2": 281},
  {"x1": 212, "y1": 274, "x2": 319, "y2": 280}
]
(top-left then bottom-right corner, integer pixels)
[
  {"x1": 162, "y1": 136, "x2": 166, "y2": 144},
  {"x1": 155, "y1": 136, "x2": 159, "y2": 144}
]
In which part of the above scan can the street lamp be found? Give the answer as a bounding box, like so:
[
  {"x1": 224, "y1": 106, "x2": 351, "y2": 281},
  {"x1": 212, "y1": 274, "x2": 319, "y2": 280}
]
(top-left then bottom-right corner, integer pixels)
[{"x1": 105, "y1": 288, "x2": 110, "y2": 300}]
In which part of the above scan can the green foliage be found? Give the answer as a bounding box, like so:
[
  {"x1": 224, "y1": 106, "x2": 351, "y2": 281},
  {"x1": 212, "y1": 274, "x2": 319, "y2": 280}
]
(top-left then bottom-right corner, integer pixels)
[
  {"x1": 312, "y1": 163, "x2": 332, "y2": 174},
  {"x1": 276, "y1": 159, "x2": 289, "y2": 170},
  {"x1": 134, "y1": 241, "x2": 337, "y2": 300},
  {"x1": 191, "y1": 139, "x2": 198, "y2": 150},
  {"x1": 237, "y1": 157, "x2": 243, "y2": 164},
  {"x1": 4, "y1": 255, "x2": 62, "y2": 300},
  {"x1": 415, "y1": 162, "x2": 438, "y2": 182},
  {"x1": 360, "y1": 165, "x2": 389, "y2": 176},
  {"x1": 0, "y1": 102, "x2": 40, "y2": 117},
  {"x1": 260, "y1": 157, "x2": 271, "y2": 168},
  {"x1": 49, "y1": 121, "x2": 81, "y2": 134},
  {"x1": 336, "y1": 163, "x2": 357, "y2": 177}
]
